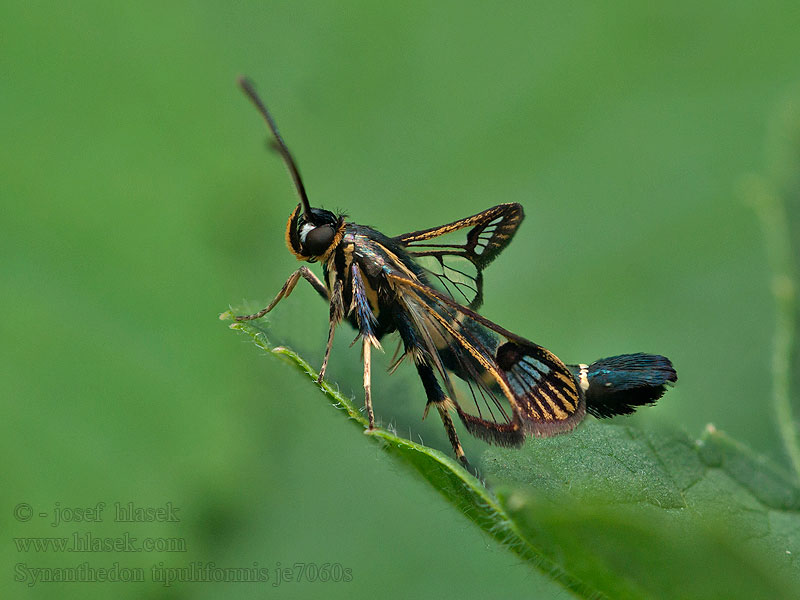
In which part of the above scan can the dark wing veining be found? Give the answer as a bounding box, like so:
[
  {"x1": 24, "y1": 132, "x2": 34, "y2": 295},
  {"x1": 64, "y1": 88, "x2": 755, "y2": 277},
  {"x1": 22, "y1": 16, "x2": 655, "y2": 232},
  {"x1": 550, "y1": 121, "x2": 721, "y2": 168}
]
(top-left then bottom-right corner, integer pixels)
[
  {"x1": 393, "y1": 203, "x2": 524, "y2": 309},
  {"x1": 387, "y1": 273, "x2": 585, "y2": 446}
]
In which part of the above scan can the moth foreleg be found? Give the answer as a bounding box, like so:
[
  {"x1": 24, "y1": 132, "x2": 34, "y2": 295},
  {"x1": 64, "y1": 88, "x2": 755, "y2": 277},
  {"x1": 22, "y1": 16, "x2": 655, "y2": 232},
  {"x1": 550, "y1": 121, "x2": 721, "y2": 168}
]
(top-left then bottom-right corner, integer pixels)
[
  {"x1": 234, "y1": 266, "x2": 328, "y2": 321},
  {"x1": 318, "y1": 279, "x2": 343, "y2": 384}
]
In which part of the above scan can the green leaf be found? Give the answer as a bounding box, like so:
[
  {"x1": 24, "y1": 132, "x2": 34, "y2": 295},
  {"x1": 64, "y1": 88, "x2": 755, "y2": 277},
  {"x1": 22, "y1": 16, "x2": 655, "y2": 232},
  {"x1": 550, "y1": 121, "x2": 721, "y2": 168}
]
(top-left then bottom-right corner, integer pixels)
[
  {"x1": 483, "y1": 422, "x2": 800, "y2": 599},
  {"x1": 225, "y1": 313, "x2": 800, "y2": 599}
]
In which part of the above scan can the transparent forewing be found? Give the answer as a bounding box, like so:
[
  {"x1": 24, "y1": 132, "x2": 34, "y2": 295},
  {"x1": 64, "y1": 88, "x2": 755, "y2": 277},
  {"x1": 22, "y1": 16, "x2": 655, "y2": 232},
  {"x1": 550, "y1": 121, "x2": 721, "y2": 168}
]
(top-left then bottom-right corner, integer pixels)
[
  {"x1": 393, "y1": 203, "x2": 524, "y2": 309},
  {"x1": 389, "y1": 274, "x2": 586, "y2": 442},
  {"x1": 411, "y1": 253, "x2": 482, "y2": 308}
]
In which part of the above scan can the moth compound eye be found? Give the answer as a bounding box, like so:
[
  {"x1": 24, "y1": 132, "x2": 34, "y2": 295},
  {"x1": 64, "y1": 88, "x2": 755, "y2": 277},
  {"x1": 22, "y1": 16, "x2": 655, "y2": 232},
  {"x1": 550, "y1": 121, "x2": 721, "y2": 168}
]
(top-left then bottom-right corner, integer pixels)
[{"x1": 302, "y1": 224, "x2": 336, "y2": 256}]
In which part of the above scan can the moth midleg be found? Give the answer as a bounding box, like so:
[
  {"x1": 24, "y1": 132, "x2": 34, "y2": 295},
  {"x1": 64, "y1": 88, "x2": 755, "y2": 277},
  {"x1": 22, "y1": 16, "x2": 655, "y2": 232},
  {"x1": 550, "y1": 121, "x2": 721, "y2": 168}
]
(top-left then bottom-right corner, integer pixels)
[
  {"x1": 234, "y1": 266, "x2": 328, "y2": 321},
  {"x1": 362, "y1": 338, "x2": 375, "y2": 429},
  {"x1": 318, "y1": 280, "x2": 343, "y2": 383}
]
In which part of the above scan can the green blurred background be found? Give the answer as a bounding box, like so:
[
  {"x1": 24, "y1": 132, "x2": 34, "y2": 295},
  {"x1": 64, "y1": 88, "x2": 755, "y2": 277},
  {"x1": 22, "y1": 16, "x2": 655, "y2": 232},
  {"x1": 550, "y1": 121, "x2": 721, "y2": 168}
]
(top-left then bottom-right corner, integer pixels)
[{"x1": 3, "y1": 1, "x2": 800, "y2": 598}]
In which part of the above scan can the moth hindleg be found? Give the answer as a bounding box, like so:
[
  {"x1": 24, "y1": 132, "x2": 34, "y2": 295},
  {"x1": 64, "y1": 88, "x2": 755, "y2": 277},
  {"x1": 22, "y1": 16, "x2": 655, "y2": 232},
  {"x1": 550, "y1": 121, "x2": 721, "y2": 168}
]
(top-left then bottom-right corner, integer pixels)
[{"x1": 415, "y1": 360, "x2": 469, "y2": 469}]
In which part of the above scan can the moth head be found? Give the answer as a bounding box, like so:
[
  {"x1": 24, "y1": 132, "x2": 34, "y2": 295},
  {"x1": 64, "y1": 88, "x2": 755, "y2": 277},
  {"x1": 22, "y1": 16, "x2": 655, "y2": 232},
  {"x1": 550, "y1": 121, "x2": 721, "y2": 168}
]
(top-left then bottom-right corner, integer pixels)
[{"x1": 285, "y1": 204, "x2": 343, "y2": 262}]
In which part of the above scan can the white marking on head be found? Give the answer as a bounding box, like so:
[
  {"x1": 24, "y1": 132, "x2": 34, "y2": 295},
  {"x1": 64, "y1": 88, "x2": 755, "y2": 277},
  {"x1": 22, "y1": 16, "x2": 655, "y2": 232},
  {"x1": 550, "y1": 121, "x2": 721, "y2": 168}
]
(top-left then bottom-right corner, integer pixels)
[{"x1": 299, "y1": 223, "x2": 315, "y2": 243}]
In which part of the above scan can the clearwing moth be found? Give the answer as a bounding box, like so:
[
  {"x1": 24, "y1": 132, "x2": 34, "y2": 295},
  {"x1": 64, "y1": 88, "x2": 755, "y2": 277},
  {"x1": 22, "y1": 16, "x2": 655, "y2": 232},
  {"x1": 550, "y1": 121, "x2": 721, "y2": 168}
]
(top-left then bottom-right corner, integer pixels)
[{"x1": 232, "y1": 78, "x2": 677, "y2": 469}]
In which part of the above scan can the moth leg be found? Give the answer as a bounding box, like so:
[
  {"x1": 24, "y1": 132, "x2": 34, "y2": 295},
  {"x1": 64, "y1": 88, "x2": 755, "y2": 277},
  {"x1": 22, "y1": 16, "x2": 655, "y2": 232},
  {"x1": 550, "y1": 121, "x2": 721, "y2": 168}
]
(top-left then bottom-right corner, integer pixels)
[
  {"x1": 346, "y1": 262, "x2": 381, "y2": 425},
  {"x1": 318, "y1": 280, "x2": 343, "y2": 384},
  {"x1": 437, "y1": 402, "x2": 469, "y2": 471},
  {"x1": 362, "y1": 337, "x2": 375, "y2": 429},
  {"x1": 415, "y1": 360, "x2": 470, "y2": 470},
  {"x1": 234, "y1": 266, "x2": 328, "y2": 321},
  {"x1": 391, "y1": 305, "x2": 470, "y2": 468}
]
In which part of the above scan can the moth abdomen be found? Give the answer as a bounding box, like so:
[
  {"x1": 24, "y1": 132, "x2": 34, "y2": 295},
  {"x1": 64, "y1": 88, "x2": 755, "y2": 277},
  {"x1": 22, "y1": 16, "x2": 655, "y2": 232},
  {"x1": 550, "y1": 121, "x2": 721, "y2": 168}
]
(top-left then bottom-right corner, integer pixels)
[{"x1": 570, "y1": 353, "x2": 677, "y2": 418}]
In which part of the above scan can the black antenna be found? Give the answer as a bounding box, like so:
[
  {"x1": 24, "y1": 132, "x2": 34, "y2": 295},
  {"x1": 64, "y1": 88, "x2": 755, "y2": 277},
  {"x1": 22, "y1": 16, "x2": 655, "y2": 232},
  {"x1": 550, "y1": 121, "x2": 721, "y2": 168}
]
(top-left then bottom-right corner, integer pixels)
[{"x1": 238, "y1": 76, "x2": 313, "y2": 219}]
